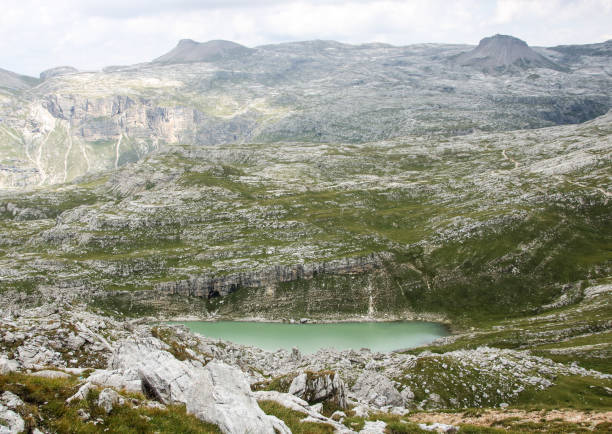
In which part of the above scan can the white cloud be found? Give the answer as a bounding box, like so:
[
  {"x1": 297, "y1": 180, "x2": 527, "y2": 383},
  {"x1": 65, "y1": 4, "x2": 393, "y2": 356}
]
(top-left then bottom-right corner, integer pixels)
[{"x1": 1, "y1": 0, "x2": 611, "y2": 76}]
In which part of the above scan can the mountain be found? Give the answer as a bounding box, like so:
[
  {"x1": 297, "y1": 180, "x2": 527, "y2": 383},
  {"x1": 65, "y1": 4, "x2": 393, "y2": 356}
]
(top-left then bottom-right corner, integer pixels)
[
  {"x1": 0, "y1": 67, "x2": 39, "y2": 90},
  {"x1": 0, "y1": 37, "x2": 609, "y2": 189},
  {"x1": 153, "y1": 39, "x2": 254, "y2": 64},
  {"x1": 39, "y1": 66, "x2": 78, "y2": 81},
  {"x1": 454, "y1": 34, "x2": 563, "y2": 72},
  {"x1": 550, "y1": 39, "x2": 612, "y2": 58}
]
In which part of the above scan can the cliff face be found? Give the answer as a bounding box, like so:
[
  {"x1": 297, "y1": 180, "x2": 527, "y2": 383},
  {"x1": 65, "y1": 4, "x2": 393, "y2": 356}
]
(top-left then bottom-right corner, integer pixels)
[
  {"x1": 156, "y1": 254, "x2": 384, "y2": 298},
  {"x1": 41, "y1": 94, "x2": 200, "y2": 143}
]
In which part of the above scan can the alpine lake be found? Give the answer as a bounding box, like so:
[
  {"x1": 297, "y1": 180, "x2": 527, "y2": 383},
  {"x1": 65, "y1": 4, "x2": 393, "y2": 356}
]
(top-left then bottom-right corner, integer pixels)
[{"x1": 173, "y1": 320, "x2": 449, "y2": 353}]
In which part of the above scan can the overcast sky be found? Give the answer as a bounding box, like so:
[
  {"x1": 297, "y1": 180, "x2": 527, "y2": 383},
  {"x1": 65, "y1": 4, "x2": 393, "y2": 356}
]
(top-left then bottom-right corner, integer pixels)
[{"x1": 2, "y1": 0, "x2": 611, "y2": 76}]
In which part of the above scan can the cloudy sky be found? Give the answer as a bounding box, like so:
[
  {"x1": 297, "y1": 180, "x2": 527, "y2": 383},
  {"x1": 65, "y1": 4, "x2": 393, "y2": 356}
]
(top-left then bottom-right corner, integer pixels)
[{"x1": 2, "y1": 0, "x2": 611, "y2": 76}]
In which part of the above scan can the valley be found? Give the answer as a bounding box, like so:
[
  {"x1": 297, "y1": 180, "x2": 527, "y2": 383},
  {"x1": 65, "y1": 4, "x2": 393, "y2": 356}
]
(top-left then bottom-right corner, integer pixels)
[{"x1": 0, "y1": 34, "x2": 611, "y2": 433}]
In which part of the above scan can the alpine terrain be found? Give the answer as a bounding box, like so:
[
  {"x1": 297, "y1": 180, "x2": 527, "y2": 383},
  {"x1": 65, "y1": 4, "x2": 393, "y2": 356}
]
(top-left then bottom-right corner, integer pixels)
[{"x1": 0, "y1": 34, "x2": 611, "y2": 433}]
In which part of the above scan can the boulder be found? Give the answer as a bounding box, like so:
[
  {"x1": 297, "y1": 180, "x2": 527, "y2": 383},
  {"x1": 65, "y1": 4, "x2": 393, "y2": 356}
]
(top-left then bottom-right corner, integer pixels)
[
  {"x1": 0, "y1": 403, "x2": 24, "y2": 434},
  {"x1": 288, "y1": 371, "x2": 347, "y2": 409},
  {"x1": 0, "y1": 357, "x2": 19, "y2": 375},
  {"x1": 97, "y1": 388, "x2": 124, "y2": 414},
  {"x1": 186, "y1": 360, "x2": 291, "y2": 434},
  {"x1": 110, "y1": 336, "x2": 200, "y2": 403},
  {"x1": 87, "y1": 369, "x2": 142, "y2": 393},
  {"x1": 351, "y1": 371, "x2": 403, "y2": 407},
  {"x1": 31, "y1": 369, "x2": 71, "y2": 379},
  {"x1": 400, "y1": 386, "x2": 415, "y2": 402},
  {"x1": 110, "y1": 337, "x2": 290, "y2": 434},
  {"x1": 291, "y1": 347, "x2": 301, "y2": 361},
  {"x1": 359, "y1": 420, "x2": 387, "y2": 433},
  {"x1": 0, "y1": 392, "x2": 23, "y2": 409}
]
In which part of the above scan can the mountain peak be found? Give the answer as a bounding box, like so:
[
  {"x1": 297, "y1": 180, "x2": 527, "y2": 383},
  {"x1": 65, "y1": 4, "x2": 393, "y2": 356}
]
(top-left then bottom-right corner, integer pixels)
[
  {"x1": 153, "y1": 39, "x2": 254, "y2": 64},
  {"x1": 454, "y1": 34, "x2": 563, "y2": 72},
  {"x1": 40, "y1": 66, "x2": 78, "y2": 81}
]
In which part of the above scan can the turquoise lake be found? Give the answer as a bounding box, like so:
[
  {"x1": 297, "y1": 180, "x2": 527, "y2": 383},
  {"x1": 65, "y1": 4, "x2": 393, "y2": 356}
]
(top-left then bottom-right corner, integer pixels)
[{"x1": 175, "y1": 321, "x2": 448, "y2": 353}]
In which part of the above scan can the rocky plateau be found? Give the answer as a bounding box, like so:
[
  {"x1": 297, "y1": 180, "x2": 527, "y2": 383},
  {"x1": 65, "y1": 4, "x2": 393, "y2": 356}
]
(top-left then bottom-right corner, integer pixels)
[{"x1": 0, "y1": 33, "x2": 611, "y2": 433}]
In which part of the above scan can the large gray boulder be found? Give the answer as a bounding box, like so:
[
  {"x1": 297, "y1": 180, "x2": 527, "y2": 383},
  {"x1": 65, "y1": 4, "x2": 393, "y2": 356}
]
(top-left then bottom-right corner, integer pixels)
[
  {"x1": 97, "y1": 388, "x2": 124, "y2": 414},
  {"x1": 288, "y1": 371, "x2": 347, "y2": 409},
  {"x1": 110, "y1": 336, "x2": 200, "y2": 403},
  {"x1": 0, "y1": 357, "x2": 19, "y2": 375},
  {"x1": 110, "y1": 337, "x2": 290, "y2": 434},
  {"x1": 87, "y1": 369, "x2": 142, "y2": 393},
  {"x1": 351, "y1": 371, "x2": 403, "y2": 407},
  {"x1": 186, "y1": 360, "x2": 290, "y2": 434}
]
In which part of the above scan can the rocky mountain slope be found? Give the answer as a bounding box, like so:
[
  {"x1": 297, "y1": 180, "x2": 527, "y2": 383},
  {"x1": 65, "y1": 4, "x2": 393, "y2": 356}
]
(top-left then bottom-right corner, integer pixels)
[
  {"x1": 0, "y1": 68, "x2": 38, "y2": 91},
  {"x1": 0, "y1": 35, "x2": 610, "y2": 188},
  {"x1": 0, "y1": 109, "x2": 609, "y2": 324}
]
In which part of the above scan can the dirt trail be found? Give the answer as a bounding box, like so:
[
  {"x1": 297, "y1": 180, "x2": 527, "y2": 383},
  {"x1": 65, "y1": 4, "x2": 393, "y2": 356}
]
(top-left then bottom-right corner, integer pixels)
[
  {"x1": 409, "y1": 409, "x2": 612, "y2": 428},
  {"x1": 502, "y1": 149, "x2": 519, "y2": 169}
]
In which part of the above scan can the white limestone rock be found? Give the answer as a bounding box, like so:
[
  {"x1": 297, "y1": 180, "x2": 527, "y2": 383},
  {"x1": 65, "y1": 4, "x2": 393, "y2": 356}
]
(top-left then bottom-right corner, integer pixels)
[
  {"x1": 359, "y1": 420, "x2": 387, "y2": 434},
  {"x1": 31, "y1": 370, "x2": 71, "y2": 379},
  {"x1": 0, "y1": 403, "x2": 24, "y2": 434},
  {"x1": 0, "y1": 392, "x2": 23, "y2": 410},
  {"x1": 185, "y1": 360, "x2": 291, "y2": 434},
  {"x1": 0, "y1": 357, "x2": 19, "y2": 375},
  {"x1": 111, "y1": 337, "x2": 290, "y2": 434},
  {"x1": 97, "y1": 388, "x2": 124, "y2": 414},
  {"x1": 66, "y1": 382, "x2": 94, "y2": 404},
  {"x1": 253, "y1": 390, "x2": 352, "y2": 433},
  {"x1": 351, "y1": 371, "x2": 403, "y2": 407},
  {"x1": 288, "y1": 371, "x2": 347, "y2": 409},
  {"x1": 418, "y1": 422, "x2": 458, "y2": 433},
  {"x1": 87, "y1": 369, "x2": 142, "y2": 393},
  {"x1": 110, "y1": 337, "x2": 199, "y2": 403}
]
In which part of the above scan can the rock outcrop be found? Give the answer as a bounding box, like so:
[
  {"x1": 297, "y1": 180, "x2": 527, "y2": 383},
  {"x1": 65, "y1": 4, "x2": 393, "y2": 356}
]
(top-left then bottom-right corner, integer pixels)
[
  {"x1": 351, "y1": 370, "x2": 404, "y2": 407},
  {"x1": 39, "y1": 66, "x2": 78, "y2": 81},
  {"x1": 97, "y1": 388, "x2": 124, "y2": 414},
  {"x1": 186, "y1": 360, "x2": 291, "y2": 434},
  {"x1": 288, "y1": 371, "x2": 348, "y2": 409},
  {"x1": 110, "y1": 336, "x2": 290, "y2": 434},
  {"x1": 157, "y1": 253, "x2": 383, "y2": 298}
]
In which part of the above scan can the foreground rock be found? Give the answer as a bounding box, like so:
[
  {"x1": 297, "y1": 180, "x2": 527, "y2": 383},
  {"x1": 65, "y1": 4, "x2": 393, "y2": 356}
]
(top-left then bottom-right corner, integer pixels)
[
  {"x1": 351, "y1": 370, "x2": 404, "y2": 407},
  {"x1": 187, "y1": 361, "x2": 290, "y2": 434},
  {"x1": 289, "y1": 371, "x2": 348, "y2": 409},
  {"x1": 254, "y1": 390, "x2": 351, "y2": 433},
  {"x1": 0, "y1": 392, "x2": 25, "y2": 434},
  {"x1": 110, "y1": 336, "x2": 290, "y2": 434}
]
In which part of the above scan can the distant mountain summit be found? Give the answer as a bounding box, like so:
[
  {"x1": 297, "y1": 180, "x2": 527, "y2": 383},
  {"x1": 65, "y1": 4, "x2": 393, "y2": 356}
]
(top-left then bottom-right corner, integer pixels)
[
  {"x1": 454, "y1": 34, "x2": 563, "y2": 72},
  {"x1": 40, "y1": 66, "x2": 78, "y2": 81},
  {"x1": 550, "y1": 39, "x2": 612, "y2": 58},
  {"x1": 153, "y1": 39, "x2": 254, "y2": 64}
]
